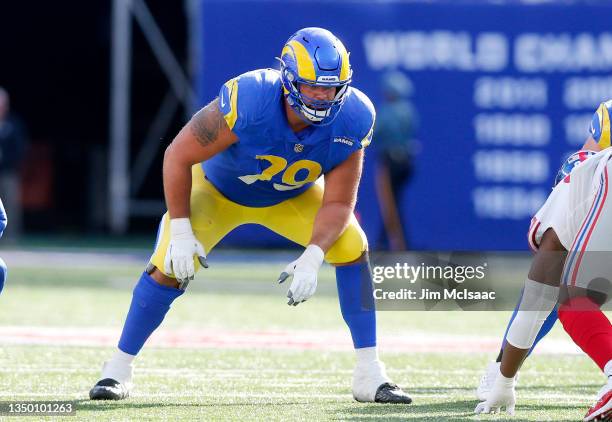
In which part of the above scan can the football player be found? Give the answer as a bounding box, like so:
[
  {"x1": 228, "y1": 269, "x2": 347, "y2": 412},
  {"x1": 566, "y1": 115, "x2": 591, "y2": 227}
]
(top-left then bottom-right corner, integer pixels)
[
  {"x1": 89, "y1": 27, "x2": 411, "y2": 404},
  {"x1": 475, "y1": 100, "x2": 612, "y2": 421},
  {"x1": 475, "y1": 151, "x2": 595, "y2": 401}
]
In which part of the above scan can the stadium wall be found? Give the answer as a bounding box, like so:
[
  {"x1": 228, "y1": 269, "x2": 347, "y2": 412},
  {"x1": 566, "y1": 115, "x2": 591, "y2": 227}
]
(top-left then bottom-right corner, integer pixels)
[{"x1": 196, "y1": 0, "x2": 612, "y2": 250}]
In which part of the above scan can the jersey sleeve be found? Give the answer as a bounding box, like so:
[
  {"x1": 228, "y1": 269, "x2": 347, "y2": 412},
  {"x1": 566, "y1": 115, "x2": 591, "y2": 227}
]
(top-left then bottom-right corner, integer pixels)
[
  {"x1": 326, "y1": 89, "x2": 376, "y2": 171},
  {"x1": 590, "y1": 100, "x2": 612, "y2": 149},
  {"x1": 360, "y1": 115, "x2": 375, "y2": 148},
  {"x1": 355, "y1": 90, "x2": 376, "y2": 149},
  {"x1": 217, "y1": 72, "x2": 264, "y2": 138}
]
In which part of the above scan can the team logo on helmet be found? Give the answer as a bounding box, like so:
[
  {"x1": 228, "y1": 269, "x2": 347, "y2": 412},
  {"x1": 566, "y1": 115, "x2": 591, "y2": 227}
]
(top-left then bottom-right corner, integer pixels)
[
  {"x1": 278, "y1": 27, "x2": 352, "y2": 126},
  {"x1": 590, "y1": 100, "x2": 612, "y2": 149}
]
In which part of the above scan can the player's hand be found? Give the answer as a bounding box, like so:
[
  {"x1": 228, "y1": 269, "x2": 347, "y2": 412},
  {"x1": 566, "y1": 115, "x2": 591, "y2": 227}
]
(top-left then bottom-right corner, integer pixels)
[
  {"x1": 474, "y1": 371, "x2": 516, "y2": 415},
  {"x1": 277, "y1": 244, "x2": 324, "y2": 306},
  {"x1": 163, "y1": 218, "x2": 208, "y2": 289}
]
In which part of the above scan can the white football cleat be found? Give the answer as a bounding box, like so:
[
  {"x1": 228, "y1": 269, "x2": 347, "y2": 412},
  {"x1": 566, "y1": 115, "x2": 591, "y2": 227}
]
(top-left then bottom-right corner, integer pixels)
[
  {"x1": 584, "y1": 376, "x2": 612, "y2": 421},
  {"x1": 89, "y1": 360, "x2": 133, "y2": 400},
  {"x1": 476, "y1": 361, "x2": 519, "y2": 401},
  {"x1": 596, "y1": 376, "x2": 612, "y2": 403},
  {"x1": 352, "y1": 361, "x2": 411, "y2": 404}
]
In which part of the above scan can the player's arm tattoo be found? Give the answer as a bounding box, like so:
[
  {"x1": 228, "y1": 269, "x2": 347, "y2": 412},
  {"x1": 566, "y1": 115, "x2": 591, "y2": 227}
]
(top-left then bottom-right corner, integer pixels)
[{"x1": 189, "y1": 99, "x2": 225, "y2": 147}]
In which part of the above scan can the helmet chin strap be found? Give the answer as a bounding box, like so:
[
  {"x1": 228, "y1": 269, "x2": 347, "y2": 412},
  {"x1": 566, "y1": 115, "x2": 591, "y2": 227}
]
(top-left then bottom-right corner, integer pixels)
[
  {"x1": 301, "y1": 103, "x2": 330, "y2": 122},
  {"x1": 286, "y1": 95, "x2": 329, "y2": 123},
  {"x1": 298, "y1": 84, "x2": 347, "y2": 123}
]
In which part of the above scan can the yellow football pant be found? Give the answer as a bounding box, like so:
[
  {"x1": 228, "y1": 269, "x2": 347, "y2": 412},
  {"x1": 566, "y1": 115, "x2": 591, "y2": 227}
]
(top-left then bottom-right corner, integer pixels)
[{"x1": 150, "y1": 165, "x2": 368, "y2": 277}]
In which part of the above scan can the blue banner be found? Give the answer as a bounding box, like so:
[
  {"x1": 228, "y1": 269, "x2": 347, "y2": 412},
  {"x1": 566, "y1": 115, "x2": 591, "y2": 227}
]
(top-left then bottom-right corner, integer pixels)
[{"x1": 196, "y1": 0, "x2": 612, "y2": 250}]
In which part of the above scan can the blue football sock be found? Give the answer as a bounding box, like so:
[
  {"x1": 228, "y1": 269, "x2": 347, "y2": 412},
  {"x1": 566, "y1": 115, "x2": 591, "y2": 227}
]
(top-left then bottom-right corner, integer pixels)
[
  {"x1": 118, "y1": 272, "x2": 183, "y2": 355},
  {"x1": 499, "y1": 287, "x2": 558, "y2": 359},
  {"x1": 336, "y1": 257, "x2": 377, "y2": 349},
  {"x1": 529, "y1": 307, "x2": 558, "y2": 354},
  {"x1": 0, "y1": 257, "x2": 6, "y2": 294}
]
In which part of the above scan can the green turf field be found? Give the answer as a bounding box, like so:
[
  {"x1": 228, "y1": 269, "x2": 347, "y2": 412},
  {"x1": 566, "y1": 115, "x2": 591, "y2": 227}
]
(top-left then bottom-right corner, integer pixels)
[{"x1": 0, "y1": 248, "x2": 605, "y2": 421}]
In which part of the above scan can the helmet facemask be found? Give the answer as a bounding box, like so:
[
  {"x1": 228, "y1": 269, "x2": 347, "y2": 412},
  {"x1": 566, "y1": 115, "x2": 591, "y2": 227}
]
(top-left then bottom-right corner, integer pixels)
[{"x1": 279, "y1": 58, "x2": 350, "y2": 125}]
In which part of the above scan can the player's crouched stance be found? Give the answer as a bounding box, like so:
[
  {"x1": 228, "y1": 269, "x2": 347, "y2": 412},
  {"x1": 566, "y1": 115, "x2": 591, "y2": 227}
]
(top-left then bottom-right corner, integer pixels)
[
  {"x1": 475, "y1": 101, "x2": 612, "y2": 420},
  {"x1": 89, "y1": 28, "x2": 410, "y2": 404}
]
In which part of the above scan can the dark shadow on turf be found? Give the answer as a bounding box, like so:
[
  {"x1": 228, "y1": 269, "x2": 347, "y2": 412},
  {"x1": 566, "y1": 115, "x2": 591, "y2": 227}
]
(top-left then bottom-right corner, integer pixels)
[
  {"x1": 74, "y1": 397, "x2": 587, "y2": 420},
  {"x1": 335, "y1": 399, "x2": 585, "y2": 421},
  {"x1": 407, "y1": 383, "x2": 600, "y2": 393}
]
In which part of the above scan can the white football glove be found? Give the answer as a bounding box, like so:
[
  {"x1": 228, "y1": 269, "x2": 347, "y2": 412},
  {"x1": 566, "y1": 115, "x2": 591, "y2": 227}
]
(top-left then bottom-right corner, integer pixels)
[
  {"x1": 163, "y1": 218, "x2": 208, "y2": 289},
  {"x1": 474, "y1": 370, "x2": 516, "y2": 415},
  {"x1": 278, "y1": 244, "x2": 324, "y2": 306}
]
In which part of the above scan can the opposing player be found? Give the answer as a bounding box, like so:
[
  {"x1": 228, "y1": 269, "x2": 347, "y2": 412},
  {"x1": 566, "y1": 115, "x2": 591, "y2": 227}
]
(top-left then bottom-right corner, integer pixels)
[
  {"x1": 475, "y1": 100, "x2": 612, "y2": 421},
  {"x1": 89, "y1": 27, "x2": 411, "y2": 404},
  {"x1": 475, "y1": 151, "x2": 595, "y2": 400}
]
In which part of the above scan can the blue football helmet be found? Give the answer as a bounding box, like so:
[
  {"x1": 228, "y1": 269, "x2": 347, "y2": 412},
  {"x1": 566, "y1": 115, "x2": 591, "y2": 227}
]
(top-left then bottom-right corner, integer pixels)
[
  {"x1": 278, "y1": 27, "x2": 352, "y2": 126},
  {"x1": 554, "y1": 150, "x2": 597, "y2": 186}
]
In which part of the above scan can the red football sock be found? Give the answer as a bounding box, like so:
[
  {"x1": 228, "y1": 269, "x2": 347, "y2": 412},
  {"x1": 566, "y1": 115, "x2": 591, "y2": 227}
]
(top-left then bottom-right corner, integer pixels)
[{"x1": 558, "y1": 296, "x2": 612, "y2": 371}]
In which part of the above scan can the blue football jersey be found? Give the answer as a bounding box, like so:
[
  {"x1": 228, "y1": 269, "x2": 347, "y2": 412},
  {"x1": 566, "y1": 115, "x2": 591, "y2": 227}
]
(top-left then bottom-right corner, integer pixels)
[{"x1": 202, "y1": 69, "x2": 375, "y2": 207}]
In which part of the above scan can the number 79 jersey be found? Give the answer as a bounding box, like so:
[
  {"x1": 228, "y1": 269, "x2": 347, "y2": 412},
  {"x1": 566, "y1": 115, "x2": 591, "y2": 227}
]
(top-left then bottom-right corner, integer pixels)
[{"x1": 201, "y1": 69, "x2": 375, "y2": 207}]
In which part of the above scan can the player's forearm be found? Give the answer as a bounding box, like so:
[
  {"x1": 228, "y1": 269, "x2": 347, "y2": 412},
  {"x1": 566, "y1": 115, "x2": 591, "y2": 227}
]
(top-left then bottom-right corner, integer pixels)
[
  {"x1": 161, "y1": 98, "x2": 239, "y2": 221},
  {"x1": 309, "y1": 202, "x2": 353, "y2": 252},
  {"x1": 500, "y1": 344, "x2": 529, "y2": 378},
  {"x1": 162, "y1": 144, "x2": 193, "y2": 219}
]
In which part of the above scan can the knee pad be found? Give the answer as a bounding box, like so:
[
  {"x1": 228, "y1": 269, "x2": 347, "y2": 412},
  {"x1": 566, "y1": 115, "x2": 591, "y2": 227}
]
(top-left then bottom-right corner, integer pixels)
[{"x1": 506, "y1": 279, "x2": 559, "y2": 349}]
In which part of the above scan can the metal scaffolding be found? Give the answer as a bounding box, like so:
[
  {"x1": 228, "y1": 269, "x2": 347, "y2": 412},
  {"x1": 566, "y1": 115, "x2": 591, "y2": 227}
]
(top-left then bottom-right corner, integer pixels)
[{"x1": 108, "y1": 0, "x2": 200, "y2": 233}]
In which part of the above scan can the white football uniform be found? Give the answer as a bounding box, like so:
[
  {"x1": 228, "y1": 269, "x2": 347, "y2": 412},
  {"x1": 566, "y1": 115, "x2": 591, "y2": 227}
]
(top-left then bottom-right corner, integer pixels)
[
  {"x1": 528, "y1": 148, "x2": 612, "y2": 290},
  {"x1": 528, "y1": 179, "x2": 571, "y2": 252}
]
